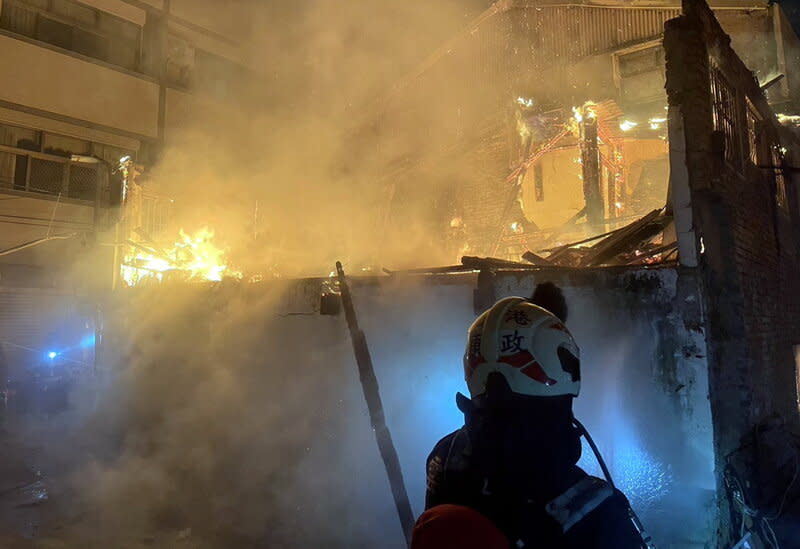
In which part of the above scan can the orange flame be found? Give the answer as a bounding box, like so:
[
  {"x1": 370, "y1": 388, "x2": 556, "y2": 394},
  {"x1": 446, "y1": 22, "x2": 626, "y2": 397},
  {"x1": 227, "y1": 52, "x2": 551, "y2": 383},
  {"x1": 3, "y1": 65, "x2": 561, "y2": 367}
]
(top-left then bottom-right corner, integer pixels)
[{"x1": 121, "y1": 227, "x2": 241, "y2": 286}]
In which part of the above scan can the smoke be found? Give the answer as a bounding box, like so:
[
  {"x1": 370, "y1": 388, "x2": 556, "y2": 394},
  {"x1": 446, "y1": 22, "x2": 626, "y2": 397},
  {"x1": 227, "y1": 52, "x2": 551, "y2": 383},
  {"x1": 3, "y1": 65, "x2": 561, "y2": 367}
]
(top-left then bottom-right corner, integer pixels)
[
  {"x1": 5, "y1": 3, "x2": 494, "y2": 545},
  {"x1": 3, "y1": 3, "x2": 712, "y2": 547},
  {"x1": 141, "y1": 0, "x2": 491, "y2": 277},
  {"x1": 18, "y1": 271, "x2": 716, "y2": 547},
  {"x1": 35, "y1": 276, "x2": 472, "y2": 548},
  {"x1": 56, "y1": 283, "x2": 370, "y2": 546}
]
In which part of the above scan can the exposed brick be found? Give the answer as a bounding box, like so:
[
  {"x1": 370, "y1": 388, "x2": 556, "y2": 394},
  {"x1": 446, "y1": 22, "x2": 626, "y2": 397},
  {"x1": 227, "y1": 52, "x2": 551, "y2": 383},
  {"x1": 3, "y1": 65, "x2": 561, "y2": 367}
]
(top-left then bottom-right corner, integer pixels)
[{"x1": 667, "y1": 1, "x2": 800, "y2": 546}]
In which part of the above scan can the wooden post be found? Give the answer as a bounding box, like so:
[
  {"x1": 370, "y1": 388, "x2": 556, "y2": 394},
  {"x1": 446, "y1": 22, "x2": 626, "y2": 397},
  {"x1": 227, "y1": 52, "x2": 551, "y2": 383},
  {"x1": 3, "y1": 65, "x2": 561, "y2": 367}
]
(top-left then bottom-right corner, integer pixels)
[
  {"x1": 580, "y1": 114, "x2": 604, "y2": 227},
  {"x1": 336, "y1": 262, "x2": 415, "y2": 545}
]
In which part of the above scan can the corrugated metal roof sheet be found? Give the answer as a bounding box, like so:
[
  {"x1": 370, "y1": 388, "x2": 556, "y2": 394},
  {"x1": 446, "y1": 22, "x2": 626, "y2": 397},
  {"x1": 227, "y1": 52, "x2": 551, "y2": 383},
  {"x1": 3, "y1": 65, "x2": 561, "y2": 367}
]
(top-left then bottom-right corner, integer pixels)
[
  {"x1": 512, "y1": 5, "x2": 681, "y2": 60},
  {"x1": 385, "y1": 4, "x2": 680, "y2": 110}
]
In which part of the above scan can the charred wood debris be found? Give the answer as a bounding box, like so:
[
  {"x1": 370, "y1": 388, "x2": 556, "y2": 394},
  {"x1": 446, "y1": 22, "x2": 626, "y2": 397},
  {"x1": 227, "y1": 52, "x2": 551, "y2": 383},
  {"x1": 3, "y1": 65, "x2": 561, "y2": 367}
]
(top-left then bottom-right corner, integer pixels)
[{"x1": 384, "y1": 207, "x2": 677, "y2": 275}]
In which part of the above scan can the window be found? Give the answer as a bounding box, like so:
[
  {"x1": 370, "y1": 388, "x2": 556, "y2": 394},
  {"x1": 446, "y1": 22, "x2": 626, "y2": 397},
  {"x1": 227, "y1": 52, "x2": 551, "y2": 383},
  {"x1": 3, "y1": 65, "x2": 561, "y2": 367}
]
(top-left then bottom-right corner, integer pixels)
[
  {"x1": 710, "y1": 64, "x2": 743, "y2": 170},
  {"x1": 745, "y1": 99, "x2": 763, "y2": 166},
  {"x1": 42, "y1": 132, "x2": 90, "y2": 156},
  {"x1": 0, "y1": 123, "x2": 40, "y2": 189},
  {"x1": 165, "y1": 33, "x2": 194, "y2": 88},
  {"x1": 0, "y1": 123, "x2": 40, "y2": 149},
  {"x1": 194, "y1": 49, "x2": 245, "y2": 101},
  {"x1": 615, "y1": 45, "x2": 666, "y2": 104},
  {"x1": 0, "y1": 0, "x2": 141, "y2": 71},
  {"x1": 164, "y1": 39, "x2": 247, "y2": 100},
  {"x1": 772, "y1": 145, "x2": 788, "y2": 210},
  {"x1": 0, "y1": 122, "x2": 134, "y2": 201}
]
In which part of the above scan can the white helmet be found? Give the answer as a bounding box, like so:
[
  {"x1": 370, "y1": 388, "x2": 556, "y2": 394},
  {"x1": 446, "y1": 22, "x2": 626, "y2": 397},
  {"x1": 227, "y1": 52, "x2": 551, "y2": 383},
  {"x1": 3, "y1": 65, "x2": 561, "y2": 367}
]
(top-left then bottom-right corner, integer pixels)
[{"x1": 464, "y1": 297, "x2": 581, "y2": 398}]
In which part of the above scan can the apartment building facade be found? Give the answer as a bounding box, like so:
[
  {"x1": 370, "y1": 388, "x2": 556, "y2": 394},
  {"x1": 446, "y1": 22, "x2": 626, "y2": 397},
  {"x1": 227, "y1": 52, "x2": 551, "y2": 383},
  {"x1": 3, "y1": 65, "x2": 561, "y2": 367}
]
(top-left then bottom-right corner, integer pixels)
[{"x1": 0, "y1": 0, "x2": 252, "y2": 380}]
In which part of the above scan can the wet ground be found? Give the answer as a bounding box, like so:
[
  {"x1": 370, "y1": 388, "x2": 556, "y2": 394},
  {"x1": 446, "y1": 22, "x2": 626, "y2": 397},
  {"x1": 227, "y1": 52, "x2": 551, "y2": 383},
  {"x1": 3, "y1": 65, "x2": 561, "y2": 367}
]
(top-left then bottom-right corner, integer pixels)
[
  {"x1": 0, "y1": 413, "x2": 181, "y2": 548},
  {"x1": 0, "y1": 418, "x2": 265, "y2": 549}
]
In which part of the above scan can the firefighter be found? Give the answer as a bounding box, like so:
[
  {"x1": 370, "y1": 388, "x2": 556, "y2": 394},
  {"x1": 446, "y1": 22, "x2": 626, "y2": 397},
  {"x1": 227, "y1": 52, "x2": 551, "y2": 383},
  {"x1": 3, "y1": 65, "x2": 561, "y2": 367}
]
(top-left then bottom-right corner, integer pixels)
[{"x1": 421, "y1": 294, "x2": 646, "y2": 548}]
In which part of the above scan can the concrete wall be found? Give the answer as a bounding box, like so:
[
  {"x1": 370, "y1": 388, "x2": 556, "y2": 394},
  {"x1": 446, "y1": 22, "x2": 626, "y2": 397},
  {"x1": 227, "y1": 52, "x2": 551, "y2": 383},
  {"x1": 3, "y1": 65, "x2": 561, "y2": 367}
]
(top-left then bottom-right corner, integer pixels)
[
  {"x1": 163, "y1": 87, "x2": 237, "y2": 140},
  {"x1": 0, "y1": 34, "x2": 160, "y2": 138},
  {"x1": 489, "y1": 267, "x2": 715, "y2": 547},
  {"x1": 75, "y1": 0, "x2": 146, "y2": 25},
  {"x1": 0, "y1": 193, "x2": 95, "y2": 256}
]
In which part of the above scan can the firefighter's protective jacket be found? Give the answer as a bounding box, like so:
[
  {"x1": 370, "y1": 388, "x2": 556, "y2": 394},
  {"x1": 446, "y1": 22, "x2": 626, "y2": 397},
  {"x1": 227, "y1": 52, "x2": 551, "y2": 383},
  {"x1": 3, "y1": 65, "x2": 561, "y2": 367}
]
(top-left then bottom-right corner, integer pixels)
[{"x1": 425, "y1": 427, "x2": 645, "y2": 549}]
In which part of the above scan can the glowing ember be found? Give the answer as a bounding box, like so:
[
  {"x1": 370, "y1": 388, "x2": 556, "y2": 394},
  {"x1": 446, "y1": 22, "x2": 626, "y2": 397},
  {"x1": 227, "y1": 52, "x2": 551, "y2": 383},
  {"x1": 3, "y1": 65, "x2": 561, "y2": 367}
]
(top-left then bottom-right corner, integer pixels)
[
  {"x1": 572, "y1": 102, "x2": 597, "y2": 124},
  {"x1": 121, "y1": 227, "x2": 240, "y2": 286}
]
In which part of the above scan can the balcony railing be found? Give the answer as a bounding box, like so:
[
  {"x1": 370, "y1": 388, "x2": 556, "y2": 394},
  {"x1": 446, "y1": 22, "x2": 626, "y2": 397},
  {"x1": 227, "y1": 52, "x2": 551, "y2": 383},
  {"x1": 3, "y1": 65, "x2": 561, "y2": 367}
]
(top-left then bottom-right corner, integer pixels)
[{"x1": 0, "y1": 144, "x2": 99, "y2": 202}]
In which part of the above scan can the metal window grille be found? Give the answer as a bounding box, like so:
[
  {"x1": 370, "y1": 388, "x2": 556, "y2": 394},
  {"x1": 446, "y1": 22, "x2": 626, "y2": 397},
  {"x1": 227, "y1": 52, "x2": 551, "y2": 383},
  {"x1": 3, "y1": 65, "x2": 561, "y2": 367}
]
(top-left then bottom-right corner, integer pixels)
[
  {"x1": 68, "y1": 164, "x2": 97, "y2": 200},
  {"x1": 28, "y1": 157, "x2": 64, "y2": 194},
  {"x1": 772, "y1": 146, "x2": 787, "y2": 210},
  {"x1": 0, "y1": 144, "x2": 98, "y2": 200},
  {"x1": 745, "y1": 100, "x2": 761, "y2": 166},
  {"x1": 710, "y1": 64, "x2": 743, "y2": 170}
]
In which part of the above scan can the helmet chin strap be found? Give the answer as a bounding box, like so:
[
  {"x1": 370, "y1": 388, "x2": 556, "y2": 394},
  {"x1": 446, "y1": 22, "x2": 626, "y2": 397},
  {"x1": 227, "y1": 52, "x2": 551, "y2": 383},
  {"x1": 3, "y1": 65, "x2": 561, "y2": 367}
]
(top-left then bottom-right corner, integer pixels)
[{"x1": 573, "y1": 418, "x2": 656, "y2": 549}]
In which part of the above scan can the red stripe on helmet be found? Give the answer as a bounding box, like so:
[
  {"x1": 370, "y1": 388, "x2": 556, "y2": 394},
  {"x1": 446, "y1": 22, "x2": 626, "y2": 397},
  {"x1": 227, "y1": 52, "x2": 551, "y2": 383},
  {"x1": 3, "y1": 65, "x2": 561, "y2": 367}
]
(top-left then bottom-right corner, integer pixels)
[
  {"x1": 497, "y1": 350, "x2": 535, "y2": 368},
  {"x1": 497, "y1": 351, "x2": 558, "y2": 386},
  {"x1": 465, "y1": 355, "x2": 486, "y2": 378},
  {"x1": 522, "y1": 360, "x2": 558, "y2": 386}
]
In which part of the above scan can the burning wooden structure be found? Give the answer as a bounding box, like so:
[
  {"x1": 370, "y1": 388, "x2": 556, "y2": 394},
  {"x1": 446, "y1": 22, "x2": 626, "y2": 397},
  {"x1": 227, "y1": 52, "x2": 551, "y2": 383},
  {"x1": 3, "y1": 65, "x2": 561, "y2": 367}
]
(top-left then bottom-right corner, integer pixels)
[{"x1": 372, "y1": 0, "x2": 800, "y2": 270}]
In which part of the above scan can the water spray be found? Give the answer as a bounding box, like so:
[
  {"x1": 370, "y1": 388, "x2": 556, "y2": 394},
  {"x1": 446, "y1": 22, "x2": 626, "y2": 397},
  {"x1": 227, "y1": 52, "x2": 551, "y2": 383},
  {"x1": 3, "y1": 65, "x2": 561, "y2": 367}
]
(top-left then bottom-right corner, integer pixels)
[{"x1": 574, "y1": 417, "x2": 656, "y2": 549}]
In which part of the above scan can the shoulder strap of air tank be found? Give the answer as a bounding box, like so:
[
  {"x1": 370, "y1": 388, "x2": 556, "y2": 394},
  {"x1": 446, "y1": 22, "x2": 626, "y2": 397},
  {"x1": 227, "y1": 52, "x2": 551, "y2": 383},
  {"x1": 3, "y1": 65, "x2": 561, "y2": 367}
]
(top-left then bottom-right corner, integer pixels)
[{"x1": 544, "y1": 475, "x2": 614, "y2": 533}]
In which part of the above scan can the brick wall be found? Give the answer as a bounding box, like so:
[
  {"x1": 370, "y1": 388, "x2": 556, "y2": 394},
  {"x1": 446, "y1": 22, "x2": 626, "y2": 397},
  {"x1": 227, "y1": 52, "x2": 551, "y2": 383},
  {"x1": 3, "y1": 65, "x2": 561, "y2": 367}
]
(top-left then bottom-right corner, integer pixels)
[{"x1": 666, "y1": 1, "x2": 800, "y2": 545}]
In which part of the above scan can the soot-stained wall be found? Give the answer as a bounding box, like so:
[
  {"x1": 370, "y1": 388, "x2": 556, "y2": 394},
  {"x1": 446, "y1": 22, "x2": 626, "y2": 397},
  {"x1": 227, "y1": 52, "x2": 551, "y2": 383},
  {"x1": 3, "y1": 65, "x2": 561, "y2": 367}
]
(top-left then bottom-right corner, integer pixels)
[
  {"x1": 487, "y1": 266, "x2": 715, "y2": 547},
  {"x1": 275, "y1": 267, "x2": 716, "y2": 547}
]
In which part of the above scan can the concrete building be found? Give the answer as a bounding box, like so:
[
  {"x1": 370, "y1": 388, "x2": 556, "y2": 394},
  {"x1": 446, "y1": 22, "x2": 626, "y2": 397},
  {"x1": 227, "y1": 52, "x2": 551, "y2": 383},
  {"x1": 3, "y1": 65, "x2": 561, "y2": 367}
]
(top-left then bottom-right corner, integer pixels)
[{"x1": 0, "y1": 0, "x2": 252, "y2": 391}]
